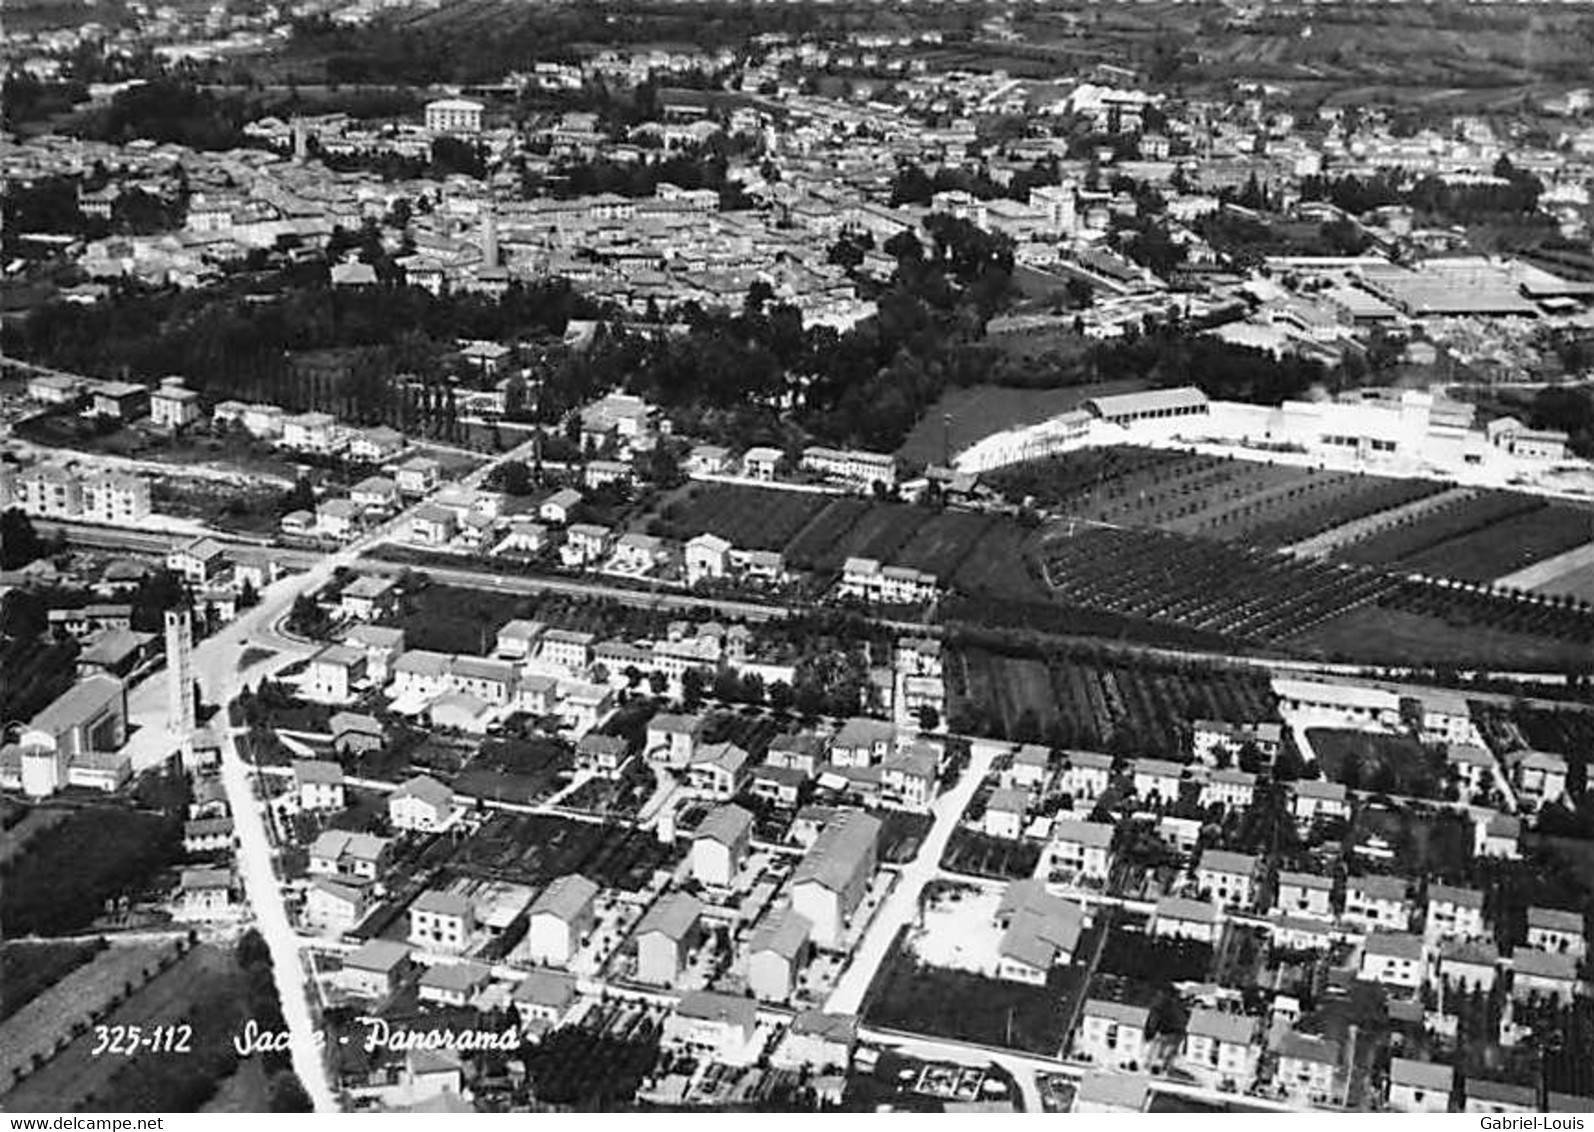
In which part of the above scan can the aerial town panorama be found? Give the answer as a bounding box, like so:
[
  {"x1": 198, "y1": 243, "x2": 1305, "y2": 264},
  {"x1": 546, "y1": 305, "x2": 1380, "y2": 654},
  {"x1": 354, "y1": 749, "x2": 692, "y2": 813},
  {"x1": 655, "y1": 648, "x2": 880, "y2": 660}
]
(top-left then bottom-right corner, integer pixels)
[{"x1": 1, "y1": 0, "x2": 1593, "y2": 1117}]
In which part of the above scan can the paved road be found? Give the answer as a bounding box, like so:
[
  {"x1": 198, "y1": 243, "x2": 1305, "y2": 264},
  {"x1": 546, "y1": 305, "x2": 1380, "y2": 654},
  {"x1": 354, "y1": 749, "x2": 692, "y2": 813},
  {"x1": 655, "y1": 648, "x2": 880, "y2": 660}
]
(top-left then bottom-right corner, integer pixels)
[{"x1": 823, "y1": 738, "x2": 1000, "y2": 1017}]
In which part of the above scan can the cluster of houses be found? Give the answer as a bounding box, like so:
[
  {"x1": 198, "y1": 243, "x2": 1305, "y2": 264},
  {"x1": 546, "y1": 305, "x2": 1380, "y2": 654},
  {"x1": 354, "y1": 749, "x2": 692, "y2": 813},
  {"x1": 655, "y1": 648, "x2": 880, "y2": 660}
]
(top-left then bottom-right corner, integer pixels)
[{"x1": 302, "y1": 580, "x2": 800, "y2": 738}]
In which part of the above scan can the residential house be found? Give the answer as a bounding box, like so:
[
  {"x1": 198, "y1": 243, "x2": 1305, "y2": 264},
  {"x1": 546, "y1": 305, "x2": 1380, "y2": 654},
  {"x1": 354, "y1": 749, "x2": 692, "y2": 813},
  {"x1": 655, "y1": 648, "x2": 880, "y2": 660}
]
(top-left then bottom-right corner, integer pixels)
[
  {"x1": 1511, "y1": 948, "x2": 1578, "y2": 1005},
  {"x1": 409, "y1": 504, "x2": 457, "y2": 548},
  {"x1": 1292, "y1": 779, "x2": 1350, "y2": 824},
  {"x1": 561, "y1": 523, "x2": 613, "y2": 567},
  {"x1": 293, "y1": 760, "x2": 345, "y2": 811},
  {"x1": 1526, "y1": 906, "x2": 1586, "y2": 959},
  {"x1": 167, "y1": 537, "x2": 229, "y2": 586},
  {"x1": 519, "y1": 874, "x2": 599, "y2": 967},
  {"x1": 539, "y1": 629, "x2": 596, "y2": 673},
  {"x1": 684, "y1": 533, "x2": 732, "y2": 586},
  {"x1": 305, "y1": 877, "x2": 370, "y2": 935},
  {"x1": 512, "y1": 969, "x2": 578, "y2": 1035},
  {"x1": 1387, "y1": 1058, "x2": 1454, "y2": 1113},
  {"x1": 1010, "y1": 744, "x2": 1051, "y2": 791},
  {"x1": 1426, "y1": 885, "x2": 1487, "y2": 942},
  {"x1": 646, "y1": 712, "x2": 706, "y2": 768},
  {"x1": 692, "y1": 804, "x2": 753, "y2": 888},
  {"x1": 1445, "y1": 743, "x2": 1495, "y2": 797},
  {"x1": 1200, "y1": 768, "x2": 1257, "y2": 812},
  {"x1": 766, "y1": 731, "x2": 824, "y2": 776},
  {"x1": 308, "y1": 830, "x2": 391, "y2": 880},
  {"x1": 539, "y1": 488, "x2": 583, "y2": 525},
  {"x1": 1465, "y1": 1079, "x2": 1538, "y2": 1115},
  {"x1": 1275, "y1": 1031, "x2": 1341, "y2": 1105},
  {"x1": 984, "y1": 787, "x2": 1028, "y2": 840},
  {"x1": 305, "y1": 645, "x2": 367, "y2": 702},
  {"x1": 1050, "y1": 819, "x2": 1114, "y2": 882},
  {"x1": 1074, "y1": 1000, "x2": 1149, "y2": 1070},
  {"x1": 1132, "y1": 757, "x2": 1184, "y2": 802},
  {"x1": 419, "y1": 962, "x2": 491, "y2": 1008},
  {"x1": 348, "y1": 426, "x2": 405, "y2": 464},
  {"x1": 790, "y1": 810, "x2": 881, "y2": 949},
  {"x1": 174, "y1": 867, "x2": 236, "y2": 922},
  {"x1": 1508, "y1": 749, "x2": 1569, "y2": 806},
  {"x1": 343, "y1": 625, "x2": 404, "y2": 686},
  {"x1": 1476, "y1": 812, "x2": 1523, "y2": 860},
  {"x1": 1274, "y1": 871, "x2": 1334, "y2": 919},
  {"x1": 1196, "y1": 850, "x2": 1259, "y2": 910},
  {"x1": 1359, "y1": 931, "x2": 1425, "y2": 989},
  {"x1": 1439, "y1": 940, "x2": 1499, "y2": 993},
  {"x1": 773, "y1": 1011, "x2": 857, "y2": 1073},
  {"x1": 829, "y1": 717, "x2": 895, "y2": 768},
  {"x1": 879, "y1": 744, "x2": 938, "y2": 812},
  {"x1": 747, "y1": 908, "x2": 812, "y2": 1003},
  {"x1": 742, "y1": 446, "x2": 781, "y2": 481},
  {"x1": 1343, "y1": 875, "x2": 1409, "y2": 930},
  {"x1": 1181, "y1": 1009, "x2": 1256, "y2": 1090},
  {"x1": 1062, "y1": 751, "x2": 1114, "y2": 801},
  {"x1": 662, "y1": 991, "x2": 760, "y2": 1068},
  {"x1": 395, "y1": 457, "x2": 442, "y2": 496},
  {"x1": 634, "y1": 893, "x2": 704, "y2": 985},
  {"x1": 339, "y1": 575, "x2": 398, "y2": 622},
  {"x1": 337, "y1": 939, "x2": 411, "y2": 1000},
  {"x1": 389, "y1": 775, "x2": 455, "y2": 832},
  {"x1": 575, "y1": 732, "x2": 628, "y2": 779},
  {"x1": 996, "y1": 879, "x2": 1085, "y2": 985},
  {"x1": 1151, "y1": 896, "x2": 1221, "y2": 944},
  {"x1": 408, "y1": 890, "x2": 475, "y2": 955},
  {"x1": 686, "y1": 741, "x2": 751, "y2": 800}
]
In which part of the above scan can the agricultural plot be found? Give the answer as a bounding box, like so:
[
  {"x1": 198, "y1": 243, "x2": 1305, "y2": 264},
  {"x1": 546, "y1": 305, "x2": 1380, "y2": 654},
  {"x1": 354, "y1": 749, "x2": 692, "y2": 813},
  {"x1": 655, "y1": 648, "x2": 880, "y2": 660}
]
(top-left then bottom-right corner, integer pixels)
[
  {"x1": 0, "y1": 940, "x2": 105, "y2": 1022},
  {"x1": 1396, "y1": 503, "x2": 1594, "y2": 583},
  {"x1": 983, "y1": 447, "x2": 1189, "y2": 508},
  {"x1": 946, "y1": 645, "x2": 1276, "y2": 754},
  {"x1": 783, "y1": 498, "x2": 873, "y2": 571},
  {"x1": 1202, "y1": 474, "x2": 1448, "y2": 547},
  {"x1": 1335, "y1": 491, "x2": 1552, "y2": 573},
  {"x1": 0, "y1": 941, "x2": 180, "y2": 1096},
  {"x1": 1, "y1": 944, "x2": 255, "y2": 1113},
  {"x1": 448, "y1": 812, "x2": 679, "y2": 891},
  {"x1": 1039, "y1": 526, "x2": 1400, "y2": 646}
]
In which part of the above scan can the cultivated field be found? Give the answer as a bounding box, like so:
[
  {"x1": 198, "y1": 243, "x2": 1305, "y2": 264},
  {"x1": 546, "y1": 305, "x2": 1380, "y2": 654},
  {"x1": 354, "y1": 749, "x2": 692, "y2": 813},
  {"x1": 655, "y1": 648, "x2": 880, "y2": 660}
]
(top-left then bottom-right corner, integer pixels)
[
  {"x1": 0, "y1": 941, "x2": 180, "y2": 1096},
  {"x1": 982, "y1": 448, "x2": 1593, "y2": 587},
  {"x1": 1335, "y1": 491, "x2": 1594, "y2": 581},
  {"x1": 946, "y1": 644, "x2": 1276, "y2": 754}
]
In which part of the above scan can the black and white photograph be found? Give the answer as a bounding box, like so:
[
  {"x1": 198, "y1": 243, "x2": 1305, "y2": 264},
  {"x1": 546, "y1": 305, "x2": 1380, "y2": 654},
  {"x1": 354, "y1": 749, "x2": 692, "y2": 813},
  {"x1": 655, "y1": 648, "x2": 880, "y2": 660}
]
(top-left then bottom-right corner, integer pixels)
[{"x1": 1, "y1": 0, "x2": 1593, "y2": 1117}]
